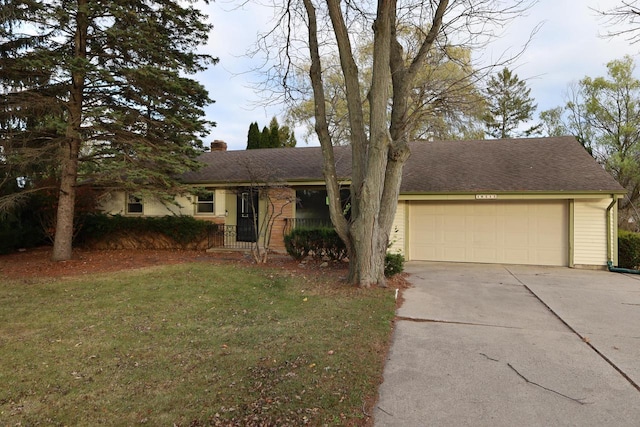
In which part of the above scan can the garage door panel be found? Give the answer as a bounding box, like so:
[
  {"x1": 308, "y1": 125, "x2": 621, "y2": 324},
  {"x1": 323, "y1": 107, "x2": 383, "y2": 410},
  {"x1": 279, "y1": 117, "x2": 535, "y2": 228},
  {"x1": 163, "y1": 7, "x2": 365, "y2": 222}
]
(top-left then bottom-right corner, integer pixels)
[
  {"x1": 472, "y1": 248, "x2": 498, "y2": 263},
  {"x1": 503, "y1": 248, "x2": 530, "y2": 264},
  {"x1": 409, "y1": 200, "x2": 568, "y2": 266}
]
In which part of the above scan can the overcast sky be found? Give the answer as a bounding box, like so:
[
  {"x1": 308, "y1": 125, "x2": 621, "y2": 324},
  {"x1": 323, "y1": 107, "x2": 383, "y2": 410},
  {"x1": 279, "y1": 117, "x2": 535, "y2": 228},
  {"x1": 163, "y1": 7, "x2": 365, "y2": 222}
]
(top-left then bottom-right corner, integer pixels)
[{"x1": 194, "y1": 0, "x2": 639, "y2": 151}]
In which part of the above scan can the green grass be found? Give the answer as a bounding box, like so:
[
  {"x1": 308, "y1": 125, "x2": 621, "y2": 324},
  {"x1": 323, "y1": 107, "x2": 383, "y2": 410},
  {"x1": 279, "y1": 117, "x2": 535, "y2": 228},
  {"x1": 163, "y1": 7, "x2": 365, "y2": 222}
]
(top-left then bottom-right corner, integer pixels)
[{"x1": 0, "y1": 263, "x2": 395, "y2": 426}]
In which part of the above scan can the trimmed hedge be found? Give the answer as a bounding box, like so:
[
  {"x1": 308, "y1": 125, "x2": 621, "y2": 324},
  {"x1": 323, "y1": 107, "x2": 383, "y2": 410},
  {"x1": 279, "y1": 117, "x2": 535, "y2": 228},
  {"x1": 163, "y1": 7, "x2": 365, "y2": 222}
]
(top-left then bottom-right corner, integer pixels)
[
  {"x1": 284, "y1": 227, "x2": 347, "y2": 262},
  {"x1": 618, "y1": 230, "x2": 640, "y2": 269},
  {"x1": 77, "y1": 214, "x2": 215, "y2": 246}
]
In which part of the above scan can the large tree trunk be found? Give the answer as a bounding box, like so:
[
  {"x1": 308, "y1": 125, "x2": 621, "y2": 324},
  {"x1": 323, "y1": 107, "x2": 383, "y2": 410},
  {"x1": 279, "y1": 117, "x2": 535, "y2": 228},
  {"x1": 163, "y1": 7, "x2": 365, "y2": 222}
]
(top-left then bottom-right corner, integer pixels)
[
  {"x1": 51, "y1": 0, "x2": 87, "y2": 261},
  {"x1": 51, "y1": 139, "x2": 80, "y2": 261},
  {"x1": 346, "y1": 0, "x2": 394, "y2": 287},
  {"x1": 303, "y1": 0, "x2": 448, "y2": 287}
]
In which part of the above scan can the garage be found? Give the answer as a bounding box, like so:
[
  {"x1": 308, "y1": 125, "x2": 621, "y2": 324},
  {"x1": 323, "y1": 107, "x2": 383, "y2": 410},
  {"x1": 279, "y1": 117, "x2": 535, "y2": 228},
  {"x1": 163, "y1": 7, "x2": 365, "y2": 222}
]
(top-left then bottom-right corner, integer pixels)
[{"x1": 408, "y1": 200, "x2": 569, "y2": 266}]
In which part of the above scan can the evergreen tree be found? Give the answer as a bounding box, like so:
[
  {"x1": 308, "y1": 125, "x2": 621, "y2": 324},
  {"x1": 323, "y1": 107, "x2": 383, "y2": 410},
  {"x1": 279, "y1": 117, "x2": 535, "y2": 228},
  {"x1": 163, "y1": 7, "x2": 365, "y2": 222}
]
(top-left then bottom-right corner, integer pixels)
[
  {"x1": 260, "y1": 126, "x2": 271, "y2": 148},
  {"x1": 245, "y1": 117, "x2": 297, "y2": 149},
  {"x1": 483, "y1": 68, "x2": 541, "y2": 139},
  {"x1": 268, "y1": 117, "x2": 281, "y2": 148},
  {"x1": 0, "y1": 1, "x2": 216, "y2": 261},
  {"x1": 246, "y1": 122, "x2": 261, "y2": 149}
]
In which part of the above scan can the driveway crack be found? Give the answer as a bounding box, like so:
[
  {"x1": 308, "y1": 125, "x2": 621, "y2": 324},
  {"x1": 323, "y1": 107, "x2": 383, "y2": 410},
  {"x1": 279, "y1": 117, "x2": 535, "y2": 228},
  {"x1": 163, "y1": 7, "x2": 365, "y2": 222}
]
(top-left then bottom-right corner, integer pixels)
[
  {"x1": 395, "y1": 316, "x2": 523, "y2": 329},
  {"x1": 504, "y1": 266, "x2": 640, "y2": 394}
]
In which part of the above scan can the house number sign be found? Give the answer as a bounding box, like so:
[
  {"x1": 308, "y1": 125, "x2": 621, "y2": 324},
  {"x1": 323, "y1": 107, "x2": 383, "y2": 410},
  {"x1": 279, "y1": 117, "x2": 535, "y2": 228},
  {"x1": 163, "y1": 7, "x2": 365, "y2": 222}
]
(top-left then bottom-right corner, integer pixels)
[{"x1": 475, "y1": 194, "x2": 497, "y2": 200}]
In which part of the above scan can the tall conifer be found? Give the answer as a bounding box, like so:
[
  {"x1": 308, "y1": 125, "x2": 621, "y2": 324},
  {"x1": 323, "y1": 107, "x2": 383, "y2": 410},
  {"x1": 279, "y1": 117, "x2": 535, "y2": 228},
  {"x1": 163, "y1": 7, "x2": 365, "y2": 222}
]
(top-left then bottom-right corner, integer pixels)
[{"x1": 0, "y1": 0, "x2": 216, "y2": 260}]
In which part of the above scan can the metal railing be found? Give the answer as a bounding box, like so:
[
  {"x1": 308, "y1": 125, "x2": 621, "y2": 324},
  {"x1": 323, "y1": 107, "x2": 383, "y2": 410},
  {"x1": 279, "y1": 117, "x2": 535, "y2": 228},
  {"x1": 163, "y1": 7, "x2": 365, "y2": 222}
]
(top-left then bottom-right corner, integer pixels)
[
  {"x1": 207, "y1": 224, "x2": 255, "y2": 250},
  {"x1": 207, "y1": 219, "x2": 335, "y2": 251}
]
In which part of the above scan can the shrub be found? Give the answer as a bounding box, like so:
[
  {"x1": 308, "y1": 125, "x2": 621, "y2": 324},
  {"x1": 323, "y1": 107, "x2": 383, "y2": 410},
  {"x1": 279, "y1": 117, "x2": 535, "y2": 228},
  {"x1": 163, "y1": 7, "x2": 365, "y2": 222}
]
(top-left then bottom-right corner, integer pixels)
[
  {"x1": 0, "y1": 209, "x2": 47, "y2": 254},
  {"x1": 76, "y1": 214, "x2": 216, "y2": 247},
  {"x1": 284, "y1": 227, "x2": 347, "y2": 262},
  {"x1": 618, "y1": 230, "x2": 640, "y2": 269},
  {"x1": 0, "y1": 219, "x2": 22, "y2": 255},
  {"x1": 384, "y1": 252, "x2": 405, "y2": 277}
]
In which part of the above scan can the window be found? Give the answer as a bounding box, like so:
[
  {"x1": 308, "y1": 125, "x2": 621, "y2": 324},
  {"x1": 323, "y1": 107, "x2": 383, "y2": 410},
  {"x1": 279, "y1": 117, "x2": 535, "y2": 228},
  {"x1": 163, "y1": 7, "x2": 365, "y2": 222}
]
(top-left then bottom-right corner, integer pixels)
[
  {"x1": 127, "y1": 194, "x2": 143, "y2": 214},
  {"x1": 196, "y1": 192, "x2": 215, "y2": 214},
  {"x1": 240, "y1": 192, "x2": 250, "y2": 218}
]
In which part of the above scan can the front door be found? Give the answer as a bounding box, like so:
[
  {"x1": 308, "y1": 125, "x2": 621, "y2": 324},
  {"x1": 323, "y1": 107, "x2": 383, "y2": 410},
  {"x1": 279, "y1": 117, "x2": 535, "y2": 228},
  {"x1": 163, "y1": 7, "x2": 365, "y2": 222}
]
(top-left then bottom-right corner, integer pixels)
[{"x1": 237, "y1": 190, "x2": 258, "y2": 242}]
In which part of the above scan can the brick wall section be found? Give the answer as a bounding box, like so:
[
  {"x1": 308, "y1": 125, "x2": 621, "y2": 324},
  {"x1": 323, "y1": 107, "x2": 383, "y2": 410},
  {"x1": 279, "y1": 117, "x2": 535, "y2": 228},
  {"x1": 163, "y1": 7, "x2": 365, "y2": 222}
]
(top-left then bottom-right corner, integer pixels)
[{"x1": 265, "y1": 187, "x2": 295, "y2": 253}]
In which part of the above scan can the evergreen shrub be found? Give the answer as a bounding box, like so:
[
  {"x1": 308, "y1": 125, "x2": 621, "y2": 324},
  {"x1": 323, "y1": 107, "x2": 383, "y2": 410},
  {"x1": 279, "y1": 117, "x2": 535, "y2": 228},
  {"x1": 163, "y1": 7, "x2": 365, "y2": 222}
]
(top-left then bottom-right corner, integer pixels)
[
  {"x1": 284, "y1": 227, "x2": 347, "y2": 262},
  {"x1": 618, "y1": 230, "x2": 640, "y2": 269},
  {"x1": 77, "y1": 214, "x2": 215, "y2": 246}
]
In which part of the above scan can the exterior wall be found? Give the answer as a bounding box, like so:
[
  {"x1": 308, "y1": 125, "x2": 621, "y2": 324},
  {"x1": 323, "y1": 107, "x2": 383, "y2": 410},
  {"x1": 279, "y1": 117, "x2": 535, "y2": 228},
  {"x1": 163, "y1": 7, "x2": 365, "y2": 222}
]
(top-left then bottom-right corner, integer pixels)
[
  {"x1": 225, "y1": 191, "x2": 237, "y2": 227},
  {"x1": 262, "y1": 187, "x2": 296, "y2": 253},
  {"x1": 214, "y1": 190, "x2": 227, "y2": 217},
  {"x1": 98, "y1": 190, "x2": 226, "y2": 224},
  {"x1": 98, "y1": 191, "x2": 127, "y2": 215},
  {"x1": 572, "y1": 198, "x2": 611, "y2": 267},
  {"x1": 98, "y1": 189, "x2": 620, "y2": 265},
  {"x1": 389, "y1": 201, "x2": 405, "y2": 255}
]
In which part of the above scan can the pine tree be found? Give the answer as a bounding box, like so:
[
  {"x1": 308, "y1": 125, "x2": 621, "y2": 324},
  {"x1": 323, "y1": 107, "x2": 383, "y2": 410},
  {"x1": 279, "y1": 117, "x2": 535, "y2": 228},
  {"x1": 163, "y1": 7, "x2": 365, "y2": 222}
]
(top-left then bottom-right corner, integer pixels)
[
  {"x1": 483, "y1": 68, "x2": 541, "y2": 139},
  {"x1": 0, "y1": 1, "x2": 216, "y2": 260},
  {"x1": 246, "y1": 122, "x2": 261, "y2": 149}
]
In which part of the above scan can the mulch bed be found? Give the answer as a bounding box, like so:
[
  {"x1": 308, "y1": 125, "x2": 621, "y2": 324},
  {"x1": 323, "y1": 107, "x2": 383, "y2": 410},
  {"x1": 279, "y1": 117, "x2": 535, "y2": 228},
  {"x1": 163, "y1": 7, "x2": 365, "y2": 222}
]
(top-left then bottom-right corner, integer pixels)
[{"x1": 0, "y1": 247, "x2": 410, "y2": 297}]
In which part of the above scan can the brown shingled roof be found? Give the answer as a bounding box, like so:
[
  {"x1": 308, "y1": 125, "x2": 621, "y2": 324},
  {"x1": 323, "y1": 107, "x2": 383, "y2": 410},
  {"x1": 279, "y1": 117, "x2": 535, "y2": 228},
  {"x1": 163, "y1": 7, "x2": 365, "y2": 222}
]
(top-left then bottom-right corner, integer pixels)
[
  {"x1": 182, "y1": 136, "x2": 624, "y2": 194},
  {"x1": 180, "y1": 145, "x2": 351, "y2": 183}
]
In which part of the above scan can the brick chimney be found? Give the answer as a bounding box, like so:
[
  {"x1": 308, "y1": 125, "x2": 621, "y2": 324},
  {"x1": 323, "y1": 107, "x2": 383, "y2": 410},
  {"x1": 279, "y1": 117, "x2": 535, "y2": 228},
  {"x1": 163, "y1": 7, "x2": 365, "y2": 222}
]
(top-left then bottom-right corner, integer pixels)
[{"x1": 210, "y1": 140, "x2": 227, "y2": 151}]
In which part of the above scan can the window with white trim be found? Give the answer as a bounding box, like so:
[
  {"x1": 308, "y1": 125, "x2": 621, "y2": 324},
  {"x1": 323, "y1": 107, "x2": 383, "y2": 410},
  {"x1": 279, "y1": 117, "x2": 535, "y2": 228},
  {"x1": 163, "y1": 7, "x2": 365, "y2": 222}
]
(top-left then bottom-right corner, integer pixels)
[{"x1": 196, "y1": 192, "x2": 215, "y2": 214}]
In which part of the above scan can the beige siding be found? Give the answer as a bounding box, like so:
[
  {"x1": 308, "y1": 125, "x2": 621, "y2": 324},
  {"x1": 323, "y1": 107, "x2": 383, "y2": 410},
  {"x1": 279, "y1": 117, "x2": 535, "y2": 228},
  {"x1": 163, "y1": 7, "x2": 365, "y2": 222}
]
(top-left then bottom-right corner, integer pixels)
[
  {"x1": 98, "y1": 190, "x2": 226, "y2": 218},
  {"x1": 225, "y1": 191, "x2": 237, "y2": 226},
  {"x1": 144, "y1": 195, "x2": 193, "y2": 216},
  {"x1": 214, "y1": 190, "x2": 226, "y2": 217},
  {"x1": 573, "y1": 199, "x2": 609, "y2": 266},
  {"x1": 389, "y1": 201, "x2": 405, "y2": 255}
]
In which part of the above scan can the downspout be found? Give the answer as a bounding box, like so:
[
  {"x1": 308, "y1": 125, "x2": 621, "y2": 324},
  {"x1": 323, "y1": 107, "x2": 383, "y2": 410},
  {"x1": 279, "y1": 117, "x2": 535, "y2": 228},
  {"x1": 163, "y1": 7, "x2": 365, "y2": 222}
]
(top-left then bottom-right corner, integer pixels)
[{"x1": 606, "y1": 194, "x2": 640, "y2": 274}]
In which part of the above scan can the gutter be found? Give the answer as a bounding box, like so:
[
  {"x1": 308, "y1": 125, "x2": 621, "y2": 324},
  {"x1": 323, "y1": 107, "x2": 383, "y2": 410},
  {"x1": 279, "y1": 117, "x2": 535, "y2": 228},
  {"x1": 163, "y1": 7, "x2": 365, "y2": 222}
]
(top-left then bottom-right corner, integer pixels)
[{"x1": 606, "y1": 195, "x2": 640, "y2": 274}]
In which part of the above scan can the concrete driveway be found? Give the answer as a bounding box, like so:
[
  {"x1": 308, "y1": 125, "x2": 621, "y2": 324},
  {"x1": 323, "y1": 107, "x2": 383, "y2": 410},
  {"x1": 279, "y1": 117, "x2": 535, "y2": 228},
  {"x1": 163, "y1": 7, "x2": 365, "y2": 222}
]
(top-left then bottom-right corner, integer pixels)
[{"x1": 374, "y1": 262, "x2": 640, "y2": 426}]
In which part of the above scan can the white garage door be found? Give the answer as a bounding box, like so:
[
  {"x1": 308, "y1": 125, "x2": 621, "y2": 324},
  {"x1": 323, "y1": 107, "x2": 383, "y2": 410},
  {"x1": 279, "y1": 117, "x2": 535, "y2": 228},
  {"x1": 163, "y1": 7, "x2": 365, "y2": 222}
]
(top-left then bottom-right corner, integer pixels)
[{"x1": 408, "y1": 200, "x2": 568, "y2": 266}]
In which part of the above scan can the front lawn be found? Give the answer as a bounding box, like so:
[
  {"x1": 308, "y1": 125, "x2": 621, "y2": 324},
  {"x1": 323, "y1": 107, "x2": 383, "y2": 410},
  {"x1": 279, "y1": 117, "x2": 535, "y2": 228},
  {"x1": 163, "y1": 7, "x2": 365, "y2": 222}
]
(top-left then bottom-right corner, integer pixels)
[{"x1": 0, "y1": 263, "x2": 395, "y2": 426}]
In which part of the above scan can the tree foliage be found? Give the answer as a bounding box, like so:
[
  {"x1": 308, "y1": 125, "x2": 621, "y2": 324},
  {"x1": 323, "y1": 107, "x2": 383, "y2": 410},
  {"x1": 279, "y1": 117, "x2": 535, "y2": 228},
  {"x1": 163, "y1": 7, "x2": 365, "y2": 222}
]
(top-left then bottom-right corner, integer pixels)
[
  {"x1": 540, "y1": 56, "x2": 640, "y2": 226},
  {"x1": 539, "y1": 107, "x2": 568, "y2": 137},
  {"x1": 247, "y1": 122, "x2": 261, "y2": 149},
  {"x1": 0, "y1": 0, "x2": 216, "y2": 260},
  {"x1": 288, "y1": 41, "x2": 486, "y2": 144},
  {"x1": 245, "y1": 117, "x2": 296, "y2": 149},
  {"x1": 483, "y1": 67, "x2": 540, "y2": 139}
]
